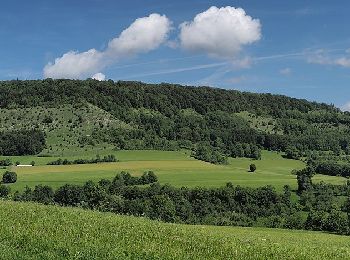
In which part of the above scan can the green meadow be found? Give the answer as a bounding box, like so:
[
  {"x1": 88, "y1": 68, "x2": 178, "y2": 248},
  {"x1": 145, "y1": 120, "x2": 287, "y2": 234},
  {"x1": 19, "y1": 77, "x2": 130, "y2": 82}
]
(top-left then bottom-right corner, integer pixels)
[
  {"x1": 1, "y1": 150, "x2": 346, "y2": 192},
  {"x1": 0, "y1": 200, "x2": 349, "y2": 260}
]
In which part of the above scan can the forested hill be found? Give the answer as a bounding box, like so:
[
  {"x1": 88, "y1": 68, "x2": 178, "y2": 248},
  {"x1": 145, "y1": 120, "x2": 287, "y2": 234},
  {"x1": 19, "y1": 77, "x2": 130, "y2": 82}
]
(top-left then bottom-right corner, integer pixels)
[
  {"x1": 0, "y1": 79, "x2": 337, "y2": 116},
  {"x1": 1, "y1": 79, "x2": 350, "y2": 161}
]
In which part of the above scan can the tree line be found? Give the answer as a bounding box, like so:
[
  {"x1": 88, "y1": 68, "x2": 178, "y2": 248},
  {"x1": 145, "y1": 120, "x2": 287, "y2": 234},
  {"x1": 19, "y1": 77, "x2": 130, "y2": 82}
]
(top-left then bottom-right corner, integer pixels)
[
  {"x1": 47, "y1": 154, "x2": 117, "y2": 165},
  {"x1": 0, "y1": 129, "x2": 45, "y2": 156},
  {"x1": 0, "y1": 170, "x2": 348, "y2": 235}
]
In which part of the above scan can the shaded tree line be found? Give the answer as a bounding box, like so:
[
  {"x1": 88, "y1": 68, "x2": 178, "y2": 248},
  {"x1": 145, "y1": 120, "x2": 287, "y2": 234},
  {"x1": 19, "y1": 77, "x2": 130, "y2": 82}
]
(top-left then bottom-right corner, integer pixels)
[
  {"x1": 0, "y1": 171, "x2": 348, "y2": 235},
  {"x1": 0, "y1": 129, "x2": 45, "y2": 156},
  {"x1": 47, "y1": 154, "x2": 117, "y2": 165},
  {"x1": 307, "y1": 160, "x2": 350, "y2": 178}
]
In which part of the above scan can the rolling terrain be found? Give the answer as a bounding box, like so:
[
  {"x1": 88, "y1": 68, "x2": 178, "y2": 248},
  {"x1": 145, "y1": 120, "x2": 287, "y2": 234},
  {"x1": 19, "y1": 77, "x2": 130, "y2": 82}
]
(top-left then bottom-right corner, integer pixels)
[
  {"x1": 0, "y1": 80, "x2": 350, "y2": 258},
  {"x1": 1, "y1": 150, "x2": 345, "y2": 192}
]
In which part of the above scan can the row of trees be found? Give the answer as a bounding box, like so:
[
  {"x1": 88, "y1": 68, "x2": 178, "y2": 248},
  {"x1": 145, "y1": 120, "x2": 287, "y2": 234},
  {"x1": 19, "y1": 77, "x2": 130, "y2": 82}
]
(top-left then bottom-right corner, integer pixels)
[
  {"x1": 308, "y1": 160, "x2": 350, "y2": 178},
  {"x1": 47, "y1": 154, "x2": 117, "y2": 165},
  {"x1": 1, "y1": 171, "x2": 348, "y2": 235}
]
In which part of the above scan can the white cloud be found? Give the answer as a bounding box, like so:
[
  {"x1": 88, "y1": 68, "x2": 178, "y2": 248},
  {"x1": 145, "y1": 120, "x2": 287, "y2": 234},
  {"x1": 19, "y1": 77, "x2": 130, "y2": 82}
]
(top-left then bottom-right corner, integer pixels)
[
  {"x1": 92, "y1": 72, "x2": 106, "y2": 81},
  {"x1": 44, "y1": 49, "x2": 103, "y2": 79},
  {"x1": 280, "y1": 67, "x2": 292, "y2": 75},
  {"x1": 335, "y1": 57, "x2": 350, "y2": 67},
  {"x1": 307, "y1": 49, "x2": 350, "y2": 68},
  {"x1": 179, "y1": 6, "x2": 261, "y2": 59},
  {"x1": 341, "y1": 102, "x2": 350, "y2": 112},
  {"x1": 44, "y1": 14, "x2": 171, "y2": 79},
  {"x1": 106, "y1": 13, "x2": 171, "y2": 57}
]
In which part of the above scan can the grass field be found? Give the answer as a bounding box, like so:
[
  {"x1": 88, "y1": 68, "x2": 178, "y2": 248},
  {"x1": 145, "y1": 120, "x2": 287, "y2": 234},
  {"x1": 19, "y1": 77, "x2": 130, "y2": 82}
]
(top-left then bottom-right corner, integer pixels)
[
  {"x1": 0, "y1": 200, "x2": 349, "y2": 260},
  {"x1": 1, "y1": 150, "x2": 346, "y2": 192}
]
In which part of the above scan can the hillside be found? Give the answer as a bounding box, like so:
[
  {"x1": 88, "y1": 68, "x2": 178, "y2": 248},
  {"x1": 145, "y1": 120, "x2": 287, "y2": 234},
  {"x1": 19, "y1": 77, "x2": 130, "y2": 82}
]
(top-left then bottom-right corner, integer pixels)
[
  {"x1": 0, "y1": 201, "x2": 349, "y2": 260},
  {"x1": 1, "y1": 79, "x2": 350, "y2": 163}
]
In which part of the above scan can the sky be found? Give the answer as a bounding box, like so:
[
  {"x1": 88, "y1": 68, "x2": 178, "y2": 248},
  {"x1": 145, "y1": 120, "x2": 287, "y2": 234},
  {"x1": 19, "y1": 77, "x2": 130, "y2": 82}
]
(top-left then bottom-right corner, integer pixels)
[{"x1": 0, "y1": 0, "x2": 349, "y2": 110}]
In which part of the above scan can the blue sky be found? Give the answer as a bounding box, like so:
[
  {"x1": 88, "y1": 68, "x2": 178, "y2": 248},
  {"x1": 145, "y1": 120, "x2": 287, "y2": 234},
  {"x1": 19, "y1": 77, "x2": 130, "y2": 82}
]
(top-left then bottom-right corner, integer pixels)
[{"x1": 1, "y1": 0, "x2": 349, "y2": 109}]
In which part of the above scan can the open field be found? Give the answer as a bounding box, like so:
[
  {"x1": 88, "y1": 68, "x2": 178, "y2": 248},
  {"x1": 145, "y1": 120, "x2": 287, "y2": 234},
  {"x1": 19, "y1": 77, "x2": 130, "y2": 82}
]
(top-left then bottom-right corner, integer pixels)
[
  {"x1": 0, "y1": 200, "x2": 349, "y2": 260},
  {"x1": 1, "y1": 150, "x2": 346, "y2": 192}
]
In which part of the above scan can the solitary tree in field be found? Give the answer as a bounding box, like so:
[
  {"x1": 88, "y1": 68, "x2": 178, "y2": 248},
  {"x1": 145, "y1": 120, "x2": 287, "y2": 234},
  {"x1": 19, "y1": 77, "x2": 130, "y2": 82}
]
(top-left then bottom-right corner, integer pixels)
[
  {"x1": 2, "y1": 171, "x2": 17, "y2": 183},
  {"x1": 249, "y1": 164, "x2": 256, "y2": 172}
]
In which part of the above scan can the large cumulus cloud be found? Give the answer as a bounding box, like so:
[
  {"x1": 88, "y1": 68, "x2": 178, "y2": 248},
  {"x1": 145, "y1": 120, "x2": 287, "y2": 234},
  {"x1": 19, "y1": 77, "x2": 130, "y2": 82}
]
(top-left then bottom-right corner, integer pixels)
[{"x1": 179, "y1": 6, "x2": 261, "y2": 59}]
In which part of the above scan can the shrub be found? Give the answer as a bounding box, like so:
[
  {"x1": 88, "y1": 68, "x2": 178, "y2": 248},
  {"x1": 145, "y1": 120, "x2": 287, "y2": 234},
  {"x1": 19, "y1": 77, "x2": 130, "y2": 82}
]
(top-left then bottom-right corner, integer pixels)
[
  {"x1": 0, "y1": 185, "x2": 10, "y2": 197},
  {"x1": 2, "y1": 171, "x2": 17, "y2": 183},
  {"x1": 249, "y1": 164, "x2": 257, "y2": 172},
  {"x1": 0, "y1": 159, "x2": 12, "y2": 166}
]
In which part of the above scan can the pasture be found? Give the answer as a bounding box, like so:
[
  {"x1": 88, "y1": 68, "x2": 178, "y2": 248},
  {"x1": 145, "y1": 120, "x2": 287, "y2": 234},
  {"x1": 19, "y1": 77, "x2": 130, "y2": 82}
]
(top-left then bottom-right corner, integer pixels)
[
  {"x1": 1, "y1": 149, "x2": 346, "y2": 192},
  {"x1": 0, "y1": 201, "x2": 349, "y2": 260}
]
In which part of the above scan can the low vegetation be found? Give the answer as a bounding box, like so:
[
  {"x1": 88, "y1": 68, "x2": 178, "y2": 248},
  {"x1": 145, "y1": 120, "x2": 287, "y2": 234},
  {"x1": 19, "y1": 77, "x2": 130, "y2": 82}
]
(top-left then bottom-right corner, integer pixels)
[
  {"x1": 0, "y1": 169, "x2": 346, "y2": 235},
  {"x1": 47, "y1": 154, "x2": 117, "y2": 165},
  {"x1": 2, "y1": 171, "x2": 17, "y2": 184}
]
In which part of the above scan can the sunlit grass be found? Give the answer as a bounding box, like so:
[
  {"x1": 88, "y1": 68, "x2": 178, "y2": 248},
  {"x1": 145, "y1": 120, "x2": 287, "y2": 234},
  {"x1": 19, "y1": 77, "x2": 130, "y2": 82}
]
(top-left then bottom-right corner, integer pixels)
[{"x1": 0, "y1": 201, "x2": 349, "y2": 260}]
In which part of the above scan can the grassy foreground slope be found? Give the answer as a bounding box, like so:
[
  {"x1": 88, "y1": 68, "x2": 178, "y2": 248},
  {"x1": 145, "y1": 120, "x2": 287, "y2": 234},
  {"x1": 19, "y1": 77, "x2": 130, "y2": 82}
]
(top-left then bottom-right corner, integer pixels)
[{"x1": 0, "y1": 201, "x2": 349, "y2": 260}]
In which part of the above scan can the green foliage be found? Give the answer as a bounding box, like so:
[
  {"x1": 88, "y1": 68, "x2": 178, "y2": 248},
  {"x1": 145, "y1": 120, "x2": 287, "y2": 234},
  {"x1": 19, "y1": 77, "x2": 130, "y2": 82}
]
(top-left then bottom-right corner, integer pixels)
[
  {"x1": 10, "y1": 171, "x2": 350, "y2": 235},
  {"x1": 250, "y1": 164, "x2": 257, "y2": 172},
  {"x1": 0, "y1": 158, "x2": 12, "y2": 166},
  {"x1": 47, "y1": 154, "x2": 117, "y2": 165},
  {"x1": 192, "y1": 143, "x2": 228, "y2": 164},
  {"x1": 0, "y1": 129, "x2": 45, "y2": 156},
  {"x1": 305, "y1": 210, "x2": 349, "y2": 234},
  {"x1": 2, "y1": 171, "x2": 17, "y2": 183},
  {"x1": 296, "y1": 167, "x2": 315, "y2": 193},
  {"x1": 0, "y1": 185, "x2": 10, "y2": 197},
  {"x1": 0, "y1": 79, "x2": 349, "y2": 162},
  {"x1": 310, "y1": 160, "x2": 350, "y2": 178}
]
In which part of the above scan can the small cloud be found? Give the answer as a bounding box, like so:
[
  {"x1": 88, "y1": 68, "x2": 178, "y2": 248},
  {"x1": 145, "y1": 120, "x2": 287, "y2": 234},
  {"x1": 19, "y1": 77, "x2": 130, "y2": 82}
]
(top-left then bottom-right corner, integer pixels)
[
  {"x1": 179, "y1": 6, "x2": 261, "y2": 59},
  {"x1": 307, "y1": 49, "x2": 350, "y2": 68},
  {"x1": 279, "y1": 67, "x2": 291, "y2": 76},
  {"x1": 341, "y1": 102, "x2": 350, "y2": 112},
  {"x1": 44, "y1": 13, "x2": 172, "y2": 79},
  {"x1": 335, "y1": 57, "x2": 350, "y2": 67},
  {"x1": 92, "y1": 72, "x2": 106, "y2": 81}
]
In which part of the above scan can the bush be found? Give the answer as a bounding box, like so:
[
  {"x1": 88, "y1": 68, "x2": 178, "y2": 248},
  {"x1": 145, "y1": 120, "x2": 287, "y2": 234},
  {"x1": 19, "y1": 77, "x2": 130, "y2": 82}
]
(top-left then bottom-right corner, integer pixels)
[
  {"x1": 2, "y1": 171, "x2": 17, "y2": 183},
  {"x1": 32, "y1": 185, "x2": 54, "y2": 204},
  {"x1": 0, "y1": 159, "x2": 12, "y2": 166},
  {"x1": 0, "y1": 185, "x2": 10, "y2": 197},
  {"x1": 249, "y1": 164, "x2": 257, "y2": 172}
]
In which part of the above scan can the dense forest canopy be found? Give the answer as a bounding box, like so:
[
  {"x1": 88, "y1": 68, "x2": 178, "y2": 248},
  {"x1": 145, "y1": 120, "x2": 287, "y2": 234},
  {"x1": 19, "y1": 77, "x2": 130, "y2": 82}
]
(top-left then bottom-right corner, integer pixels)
[
  {"x1": 0, "y1": 79, "x2": 349, "y2": 159},
  {"x1": 0, "y1": 79, "x2": 337, "y2": 114}
]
